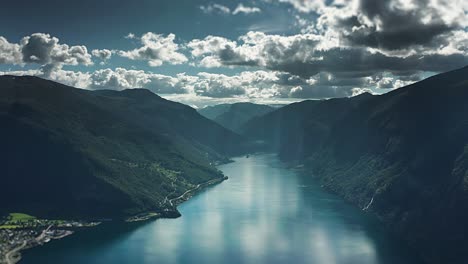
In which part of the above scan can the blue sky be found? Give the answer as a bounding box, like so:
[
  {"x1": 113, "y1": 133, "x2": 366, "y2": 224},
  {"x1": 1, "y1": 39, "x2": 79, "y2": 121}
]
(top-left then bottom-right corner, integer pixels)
[{"x1": 0, "y1": 0, "x2": 467, "y2": 107}]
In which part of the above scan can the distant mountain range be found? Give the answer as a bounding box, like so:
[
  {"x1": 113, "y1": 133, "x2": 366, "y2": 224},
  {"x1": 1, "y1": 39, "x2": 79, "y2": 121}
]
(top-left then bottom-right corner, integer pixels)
[
  {"x1": 198, "y1": 102, "x2": 275, "y2": 133},
  {"x1": 0, "y1": 76, "x2": 247, "y2": 219},
  {"x1": 243, "y1": 66, "x2": 468, "y2": 264}
]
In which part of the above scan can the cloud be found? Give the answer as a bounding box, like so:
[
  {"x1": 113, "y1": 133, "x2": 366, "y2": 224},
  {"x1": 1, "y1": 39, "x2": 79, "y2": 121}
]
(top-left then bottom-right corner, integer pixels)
[
  {"x1": 125, "y1": 33, "x2": 136, "y2": 39},
  {"x1": 188, "y1": 31, "x2": 322, "y2": 69},
  {"x1": 21, "y1": 33, "x2": 93, "y2": 67},
  {"x1": 187, "y1": 35, "x2": 247, "y2": 67},
  {"x1": 1, "y1": 0, "x2": 465, "y2": 104},
  {"x1": 374, "y1": 75, "x2": 417, "y2": 90},
  {"x1": 339, "y1": 0, "x2": 464, "y2": 51},
  {"x1": 118, "y1": 33, "x2": 187, "y2": 66},
  {"x1": 200, "y1": 3, "x2": 231, "y2": 14},
  {"x1": 0, "y1": 33, "x2": 95, "y2": 80},
  {"x1": 86, "y1": 69, "x2": 288, "y2": 98},
  {"x1": 89, "y1": 68, "x2": 192, "y2": 94},
  {"x1": 276, "y1": 0, "x2": 327, "y2": 13},
  {"x1": 83, "y1": 69, "x2": 362, "y2": 99},
  {"x1": 0, "y1": 33, "x2": 93, "y2": 78},
  {"x1": 1, "y1": 66, "x2": 371, "y2": 100},
  {"x1": 0, "y1": 69, "x2": 42, "y2": 76},
  {"x1": 92, "y1": 49, "x2": 113, "y2": 60},
  {"x1": 232, "y1": 4, "x2": 262, "y2": 15},
  {"x1": 188, "y1": 30, "x2": 468, "y2": 79},
  {"x1": 351, "y1": 87, "x2": 374, "y2": 96},
  {"x1": 0, "y1": 68, "x2": 93, "y2": 89},
  {"x1": 200, "y1": 3, "x2": 261, "y2": 15},
  {"x1": 0, "y1": 37, "x2": 22, "y2": 64},
  {"x1": 285, "y1": 71, "x2": 377, "y2": 98},
  {"x1": 280, "y1": 0, "x2": 467, "y2": 52},
  {"x1": 376, "y1": 77, "x2": 394, "y2": 89},
  {"x1": 49, "y1": 69, "x2": 92, "y2": 88}
]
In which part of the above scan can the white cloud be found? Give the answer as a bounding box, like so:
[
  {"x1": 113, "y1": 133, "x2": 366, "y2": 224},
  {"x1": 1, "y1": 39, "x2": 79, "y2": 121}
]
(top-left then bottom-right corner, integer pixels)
[
  {"x1": 393, "y1": 79, "x2": 415, "y2": 89},
  {"x1": 89, "y1": 68, "x2": 191, "y2": 94},
  {"x1": 118, "y1": 33, "x2": 187, "y2": 66},
  {"x1": 371, "y1": 74, "x2": 419, "y2": 90},
  {"x1": 289, "y1": 85, "x2": 303, "y2": 97},
  {"x1": 188, "y1": 36, "x2": 237, "y2": 57},
  {"x1": 276, "y1": 0, "x2": 327, "y2": 13},
  {"x1": 200, "y1": 3, "x2": 261, "y2": 15},
  {"x1": 232, "y1": 4, "x2": 262, "y2": 15},
  {"x1": 376, "y1": 77, "x2": 394, "y2": 89},
  {"x1": 0, "y1": 66, "x2": 363, "y2": 101},
  {"x1": 125, "y1": 33, "x2": 136, "y2": 39},
  {"x1": 200, "y1": 3, "x2": 231, "y2": 14},
  {"x1": 92, "y1": 49, "x2": 113, "y2": 61},
  {"x1": 187, "y1": 28, "x2": 468, "y2": 79},
  {"x1": 188, "y1": 31, "x2": 323, "y2": 69},
  {"x1": 20, "y1": 33, "x2": 93, "y2": 67},
  {"x1": 173, "y1": 70, "x2": 358, "y2": 99},
  {"x1": 351, "y1": 87, "x2": 374, "y2": 96},
  {"x1": 49, "y1": 69, "x2": 92, "y2": 88},
  {"x1": 0, "y1": 33, "x2": 94, "y2": 78},
  {"x1": 0, "y1": 37, "x2": 22, "y2": 64},
  {"x1": 0, "y1": 69, "x2": 42, "y2": 76}
]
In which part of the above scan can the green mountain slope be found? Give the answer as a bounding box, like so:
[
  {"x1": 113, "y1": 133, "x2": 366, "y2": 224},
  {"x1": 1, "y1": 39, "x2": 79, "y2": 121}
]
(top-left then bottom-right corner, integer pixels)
[
  {"x1": 199, "y1": 102, "x2": 274, "y2": 133},
  {"x1": 243, "y1": 66, "x2": 468, "y2": 264},
  {"x1": 0, "y1": 76, "x2": 246, "y2": 219}
]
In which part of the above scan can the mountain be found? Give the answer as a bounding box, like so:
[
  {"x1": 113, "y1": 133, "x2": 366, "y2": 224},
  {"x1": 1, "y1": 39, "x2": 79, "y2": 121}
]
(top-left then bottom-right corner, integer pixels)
[
  {"x1": 243, "y1": 92, "x2": 375, "y2": 159},
  {"x1": 198, "y1": 104, "x2": 232, "y2": 120},
  {"x1": 0, "y1": 76, "x2": 247, "y2": 219},
  {"x1": 198, "y1": 102, "x2": 274, "y2": 133},
  {"x1": 243, "y1": 66, "x2": 468, "y2": 264}
]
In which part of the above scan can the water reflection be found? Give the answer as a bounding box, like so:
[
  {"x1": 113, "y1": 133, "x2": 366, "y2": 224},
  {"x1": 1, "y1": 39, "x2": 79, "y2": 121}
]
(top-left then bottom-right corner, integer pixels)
[{"x1": 23, "y1": 154, "x2": 422, "y2": 264}]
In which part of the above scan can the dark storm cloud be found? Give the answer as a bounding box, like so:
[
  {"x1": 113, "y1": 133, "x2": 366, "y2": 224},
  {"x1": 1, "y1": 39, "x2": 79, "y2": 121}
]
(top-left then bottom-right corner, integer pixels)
[{"x1": 337, "y1": 0, "x2": 464, "y2": 50}]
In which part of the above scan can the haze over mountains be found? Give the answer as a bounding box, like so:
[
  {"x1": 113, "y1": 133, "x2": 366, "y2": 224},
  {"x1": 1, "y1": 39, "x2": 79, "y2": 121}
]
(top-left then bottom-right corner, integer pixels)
[
  {"x1": 198, "y1": 103, "x2": 275, "y2": 133},
  {"x1": 243, "y1": 66, "x2": 468, "y2": 264}
]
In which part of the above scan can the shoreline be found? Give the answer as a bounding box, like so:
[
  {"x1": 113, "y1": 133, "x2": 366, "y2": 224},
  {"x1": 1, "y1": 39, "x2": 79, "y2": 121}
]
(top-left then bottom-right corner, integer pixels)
[
  {"x1": 126, "y1": 175, "x2": 228, "y2": 222},
  {"x1": 4, "y1": 241, "x2": 26, "y2": 264},
  {"x1": 0, "y1": 175, "x2": 228, "y2": 264},
  {"x1": 1, "y1": 226, "x2": 76, "y2": 264}
]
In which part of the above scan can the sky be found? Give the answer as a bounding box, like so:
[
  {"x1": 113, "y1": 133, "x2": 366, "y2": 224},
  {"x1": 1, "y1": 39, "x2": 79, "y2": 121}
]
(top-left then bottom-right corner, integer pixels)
[{"x1": 0, "y1": 0, "x2": 467, "y2": 107}]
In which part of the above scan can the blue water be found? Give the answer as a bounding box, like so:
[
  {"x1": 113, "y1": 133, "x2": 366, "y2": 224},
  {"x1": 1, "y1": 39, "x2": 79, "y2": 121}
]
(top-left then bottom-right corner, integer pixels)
[{"x1": 22, "y1": 154, "x2": 422, "y2": 264}]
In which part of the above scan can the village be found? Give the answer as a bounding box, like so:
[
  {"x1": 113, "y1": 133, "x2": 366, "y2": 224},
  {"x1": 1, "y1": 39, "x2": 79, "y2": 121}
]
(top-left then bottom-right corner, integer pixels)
[{"x1": 0, "y1": 213, "x2": 100, "y2": 264}]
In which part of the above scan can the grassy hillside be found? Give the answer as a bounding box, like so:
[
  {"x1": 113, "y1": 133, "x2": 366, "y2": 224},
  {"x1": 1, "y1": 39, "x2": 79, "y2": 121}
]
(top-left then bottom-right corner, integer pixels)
[
  {"x1": 0, "y1": 76, "x2": 247, "y2": 219},
  {"x1": 243, "y1": 66, "x2": 468, "y2": 263}
]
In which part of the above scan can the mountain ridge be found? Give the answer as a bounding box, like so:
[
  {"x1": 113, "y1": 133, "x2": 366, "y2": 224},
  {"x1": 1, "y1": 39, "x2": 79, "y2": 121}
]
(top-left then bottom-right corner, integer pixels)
[
  {"x1": 0, "y1": 75, "x2": 247, "y2": 219},
  {"x1": 243, "y1": 66, "x2": 468, "y2": 264}
]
